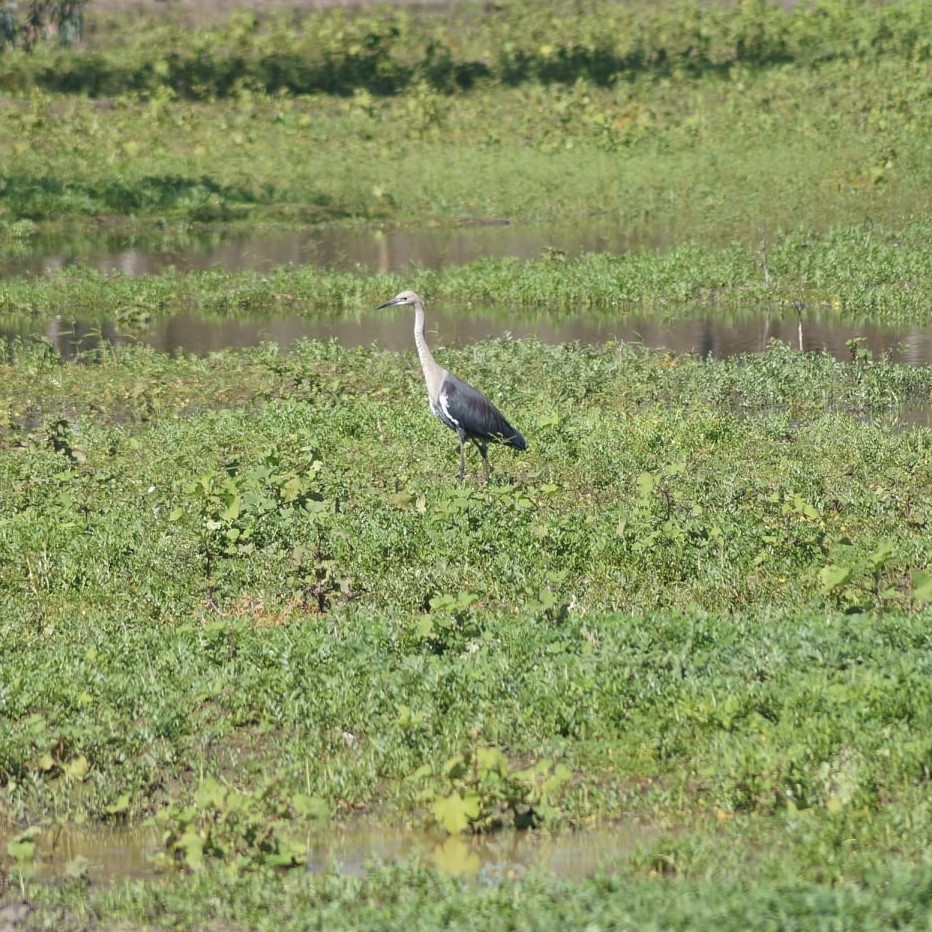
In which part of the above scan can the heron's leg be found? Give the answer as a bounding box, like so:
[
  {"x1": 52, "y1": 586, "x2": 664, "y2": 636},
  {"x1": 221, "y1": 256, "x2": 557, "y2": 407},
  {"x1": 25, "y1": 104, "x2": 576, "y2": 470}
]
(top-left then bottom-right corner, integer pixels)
[
  {"x1": 457, "y1": 431, "x2": 466, "y2": 482},
  {"x1": 473, "y1": 439, "x2": 490, "y2": 483}
]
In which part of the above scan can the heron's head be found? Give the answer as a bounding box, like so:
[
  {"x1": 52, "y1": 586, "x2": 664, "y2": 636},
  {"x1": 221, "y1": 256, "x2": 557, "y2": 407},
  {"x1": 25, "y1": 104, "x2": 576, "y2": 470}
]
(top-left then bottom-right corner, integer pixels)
[{"x1": 377, "y1": 290, "x2": 421, "y2": 310}]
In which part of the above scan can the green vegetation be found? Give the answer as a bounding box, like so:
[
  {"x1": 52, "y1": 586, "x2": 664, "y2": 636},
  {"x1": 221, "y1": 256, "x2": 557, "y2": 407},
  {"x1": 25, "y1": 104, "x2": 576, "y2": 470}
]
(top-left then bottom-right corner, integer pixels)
[
  {"x1": 1, "y1": 0, "x2": 931, "y2": 927},
  {"x1": 16, "y1": 858, "x2": 932, "y2": 930},
  {"x1": 1, "y1": 338, "x2": 931, "y2": 926},
  {"x1": 2, "y1": 220, "x2": 931, "y2": 336},
  {"x1": 7, "y1": 0, "x2": 929, "y2": 98},
  {"x1": 1, "y1": 0, "x2": 930, "y2": 237}
]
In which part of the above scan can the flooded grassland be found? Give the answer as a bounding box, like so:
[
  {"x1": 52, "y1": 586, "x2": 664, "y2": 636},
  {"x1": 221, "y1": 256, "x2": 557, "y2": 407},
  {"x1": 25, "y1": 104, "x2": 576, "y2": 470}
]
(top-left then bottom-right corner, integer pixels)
[
  {"x1": 1, "y1": 336, "x2": 930, "y2": 926},
  {"x1": 1, "y1": 0, "x2": 931, "y2": 928}
]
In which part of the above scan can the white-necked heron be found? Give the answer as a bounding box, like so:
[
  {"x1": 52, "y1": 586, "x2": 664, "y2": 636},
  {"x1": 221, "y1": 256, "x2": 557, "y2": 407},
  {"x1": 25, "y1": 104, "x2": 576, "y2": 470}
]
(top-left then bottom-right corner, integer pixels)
[{"x1": 377, "y1": 290, "x2": 527, "y2": 482}]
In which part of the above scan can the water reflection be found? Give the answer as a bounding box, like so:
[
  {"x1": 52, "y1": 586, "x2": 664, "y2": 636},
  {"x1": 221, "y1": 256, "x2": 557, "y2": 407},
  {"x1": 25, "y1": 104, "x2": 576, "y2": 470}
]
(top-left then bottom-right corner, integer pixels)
[
  {"x1": 0, "y1": 822, "x2": 653, "y2": 885},
  {"x1": 7, "y1": 306, "x2": 932, "y2": 366},
  {"x1": 8, "y1": 308, "x2": 926, "y2": 426},
  {"x1": 6, "y1": 222, "x2": 932, "y2": 366},
  {"x1": 306, "y1": 823, "x2": 653, "y2": 881},
  {"x1": 1, "y1": 220, "x2": 671, "y2": 279},
  {"x1": 1, "y1": 826, "x2": 162, "y2": 884}
]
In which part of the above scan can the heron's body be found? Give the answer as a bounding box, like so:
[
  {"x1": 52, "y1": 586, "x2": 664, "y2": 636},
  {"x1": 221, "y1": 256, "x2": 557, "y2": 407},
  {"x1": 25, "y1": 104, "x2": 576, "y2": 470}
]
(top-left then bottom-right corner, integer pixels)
[{"x1": 378, "y1": 290, "x2": 526, "y2": 481}]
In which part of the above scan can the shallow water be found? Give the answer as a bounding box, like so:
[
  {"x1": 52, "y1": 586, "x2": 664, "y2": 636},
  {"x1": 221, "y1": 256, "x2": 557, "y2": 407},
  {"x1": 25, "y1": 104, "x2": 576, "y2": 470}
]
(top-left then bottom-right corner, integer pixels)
[
  {"x1": 306, "y1": 822, "x2": 654, "y2": 881},
  {"x1": 1, "y1": 220, "x2": 669, "y2": 279},
  {"x1": 9, "y1": 305, "x2": 932, "y2": 367},
  {"x1": 0, "y1": 822, "x2": 655, "y2": 885},
  {"x1": 1, "y1": 826, "x2": 162, "y2": 885},
  {"x1": 4, "y1": 221, "x2": 932, "y2": 368}
]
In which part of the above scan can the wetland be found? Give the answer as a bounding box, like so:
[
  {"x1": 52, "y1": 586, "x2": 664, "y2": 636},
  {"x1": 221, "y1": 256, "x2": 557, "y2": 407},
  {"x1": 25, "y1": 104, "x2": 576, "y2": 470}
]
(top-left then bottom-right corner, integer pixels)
[{"x1": 1, "y1": 0, "x2": 931, "y2": 927}]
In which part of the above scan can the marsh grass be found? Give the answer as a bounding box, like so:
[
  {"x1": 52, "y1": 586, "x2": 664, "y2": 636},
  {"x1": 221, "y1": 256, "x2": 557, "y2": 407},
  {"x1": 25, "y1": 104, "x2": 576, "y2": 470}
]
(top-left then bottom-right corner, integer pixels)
[
  {"x1": 2, "y1": 220, "x2": 931, "y2": 335},
  {"x1": 1, "y1": 1, "x2": 931, "y2": 924},
  {"x1": 1, "y1": 342, "x2": 929, "y2": 876},
  {"x1": 17, "y1": 856, "x2": 932, "y2": 930},
  {"x1": 1, "y1": 2, "x2": 930, "y2": 237},
  {"x1": 2, "y1": 59, "x2": 928, "y2": 234}
]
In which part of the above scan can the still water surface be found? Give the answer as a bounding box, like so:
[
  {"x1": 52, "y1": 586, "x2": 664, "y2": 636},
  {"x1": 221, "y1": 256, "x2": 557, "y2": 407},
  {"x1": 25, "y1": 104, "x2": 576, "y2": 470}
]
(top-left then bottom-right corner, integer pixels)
[
  {"x1": 4, "y1": 222, "x2": 932, "y2": 365},
  {"x1": 1, "y1": 220, "x2": 668, "y2": 279},
  {"x1": 23, "y1": 306, "x2": 932, "y2": 367},
  {"x1": 1, "y1": 822, "x2": 655, "y2": 885}
]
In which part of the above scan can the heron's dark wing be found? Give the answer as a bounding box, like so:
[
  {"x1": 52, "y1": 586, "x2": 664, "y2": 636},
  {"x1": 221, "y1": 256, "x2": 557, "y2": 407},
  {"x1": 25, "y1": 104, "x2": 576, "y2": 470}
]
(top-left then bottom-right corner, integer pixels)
[{"x1": 439, "y1": 374, "x2": 527, "y2": 451}]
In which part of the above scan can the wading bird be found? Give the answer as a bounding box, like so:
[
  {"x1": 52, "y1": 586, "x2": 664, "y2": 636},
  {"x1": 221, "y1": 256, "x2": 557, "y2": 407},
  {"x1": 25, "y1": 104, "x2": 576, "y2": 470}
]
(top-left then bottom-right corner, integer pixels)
[{"x1": 377, "y1": 290, "x2": 527, "y2": 482}]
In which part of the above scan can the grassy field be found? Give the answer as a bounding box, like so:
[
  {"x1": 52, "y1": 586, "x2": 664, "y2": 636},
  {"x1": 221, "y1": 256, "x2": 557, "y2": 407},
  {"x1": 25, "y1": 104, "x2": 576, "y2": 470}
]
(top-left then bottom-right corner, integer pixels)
[
  {"x1": 1, "y1": 0, "x2": 930, "y2": 238},
  {"x1": 1, "y1": 0, "x2": 932, "y2": 928},
  {"x1": 2, "y1": 338, "x2": 931, "y2": 925}
]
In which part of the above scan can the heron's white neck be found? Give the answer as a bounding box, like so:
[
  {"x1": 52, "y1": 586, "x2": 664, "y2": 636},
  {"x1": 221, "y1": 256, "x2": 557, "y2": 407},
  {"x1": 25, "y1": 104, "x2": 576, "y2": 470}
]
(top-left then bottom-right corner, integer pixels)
[{"x1": 412, "y1": 297, "x2": 445, "y2": 401}]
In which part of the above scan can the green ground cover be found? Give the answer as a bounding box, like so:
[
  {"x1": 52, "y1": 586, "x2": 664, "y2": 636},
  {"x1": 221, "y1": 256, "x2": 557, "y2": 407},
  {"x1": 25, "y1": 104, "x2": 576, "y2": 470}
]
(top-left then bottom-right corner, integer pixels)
[
  {"x1": 1, "y1": 0, "x2": 931, "y2": 927},
  {"x1": 1, "y1": 1, "x2": 930, "y2": 238},
  {"x1": 1, "y1": 339, "x2": 931, "y2": 927},
  {"x1": 17, "y1": 857, "x2": 932, "y2": 930}
]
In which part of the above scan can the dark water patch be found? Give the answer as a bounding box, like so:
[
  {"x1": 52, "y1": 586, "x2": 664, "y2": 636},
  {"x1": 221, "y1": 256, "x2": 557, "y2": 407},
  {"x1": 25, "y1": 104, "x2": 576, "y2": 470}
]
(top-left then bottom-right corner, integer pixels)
[
  {"x1": 6, "y1": 306, "x2": 932, "y2": 366},
  {"x1": 1, "y1": 220, "x2": 674, "y2": 279}
]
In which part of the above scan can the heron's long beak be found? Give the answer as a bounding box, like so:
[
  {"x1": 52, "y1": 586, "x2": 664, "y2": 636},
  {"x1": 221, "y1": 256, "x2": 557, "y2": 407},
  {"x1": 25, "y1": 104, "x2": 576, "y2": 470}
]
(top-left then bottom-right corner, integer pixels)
[{"x1": 377, "y1": 296, "x2": 404, "y2": 309}]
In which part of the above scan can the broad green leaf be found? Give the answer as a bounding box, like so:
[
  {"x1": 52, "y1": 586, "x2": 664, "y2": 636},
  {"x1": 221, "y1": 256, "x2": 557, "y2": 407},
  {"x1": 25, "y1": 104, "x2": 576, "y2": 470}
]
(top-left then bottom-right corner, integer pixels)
[
  {"x1": 105, "y1": 792, "x2": 131, "y2": 815},
  {"x1": 869, "y1": 540, "x2": 894, "y2": 569},
  {"x1": 291, "y1": 794, "x2": 329, "y2": 820},
  {"x1": 219, "y1": 495, "x2": 241, "y2": 522},
  {"x1": 175, "y1": 830, "x2": 205, "y2": 871},
  {"x1": 443, "y1": 753, "x2": 468, "y2": 780},
  {"x1": 636, "y1": 472, "x2": 656, "y2": 496},
  {"x1": 408, "y1": 763, "x2": 433, "y2": 783},
  {"x1": 7, "y1": 839, "x2": 36, "y2": 862},
  {"x1": 432, "y1": 792, "x2": 481, "y2": 834},
  {"x1": 194, "y1": 777, "x2": 226, "y2": 809},
  {"x1": 265, "y1": 836, "x2": 306, "y2": 867},
  {"x1": 476, "y1": 745, "x2": 508, "y2": 775},
  {"x1": 279, "y1": 476, "x2": 304, "y2": 502},
  {"x1": 63, "y1": 755, "x2": 89, "y2": 782},
  {"x1": 544, "y1": 763, "x2": 572, "y2": 794},
  {"x1": 222, "y1": 789, "x2": 249, "y2": 814},
  {"x1": 819, "y1": 564, "x2": 852, "y2": 593},
  {"x1": 8, "y1": 827, "x2": 40, "y2": 862},
  {"x1": 36, "y1": 752, "x2": 55, "y2": 772}
]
